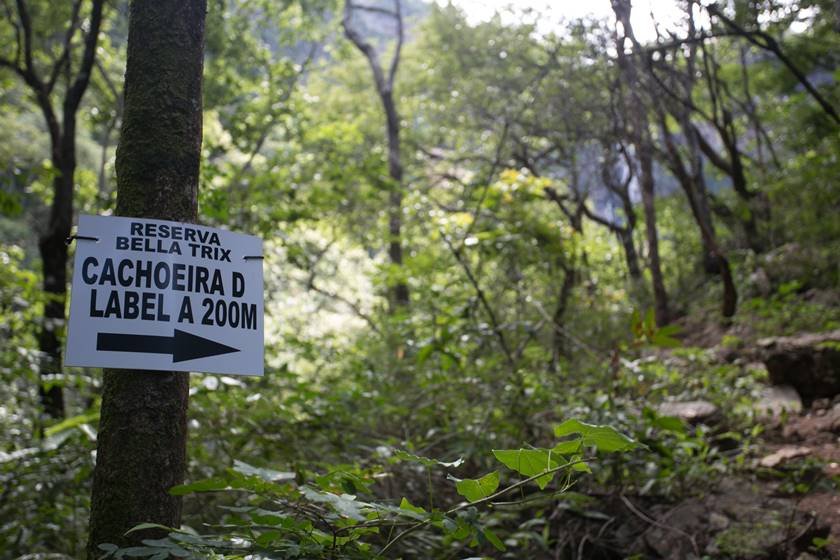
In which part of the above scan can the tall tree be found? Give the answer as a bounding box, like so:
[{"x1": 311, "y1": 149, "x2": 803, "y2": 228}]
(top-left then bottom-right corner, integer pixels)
[
  {"x1": 342, "y1": 0, "x2": 409, "y2": 310},
  {"x1": 86, "y1": 0, "x2": 206, "y2": 555},
  {"x1": 651, "y1": 1, "x2": 738, "y2": 318},
  {"x1": 0, "y1": 0, "x2": 105, "y2": 418},
  {"x1": 610, "y1": 0, "x2": 670, "y2": 325}
]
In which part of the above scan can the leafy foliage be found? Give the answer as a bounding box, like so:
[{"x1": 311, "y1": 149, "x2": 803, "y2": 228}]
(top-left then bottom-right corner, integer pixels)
[{"x1": 1, "y1": 0, "x2": 839, "y2": 558}]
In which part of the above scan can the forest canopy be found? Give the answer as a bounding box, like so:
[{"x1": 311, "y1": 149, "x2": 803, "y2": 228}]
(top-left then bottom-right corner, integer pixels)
[{"x1": 1, "y1": 0, "x2": 840, "y2": 558}]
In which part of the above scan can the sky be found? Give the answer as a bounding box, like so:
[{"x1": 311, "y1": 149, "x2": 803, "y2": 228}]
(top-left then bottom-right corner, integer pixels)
[{"x1": 441, "y1": 0, "x2": 686, "y2": 41}]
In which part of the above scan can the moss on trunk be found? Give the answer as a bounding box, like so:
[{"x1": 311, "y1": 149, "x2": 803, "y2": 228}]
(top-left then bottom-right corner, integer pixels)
[{"x1": 86, "y1": 1, "x2": 207, "y2": 556}]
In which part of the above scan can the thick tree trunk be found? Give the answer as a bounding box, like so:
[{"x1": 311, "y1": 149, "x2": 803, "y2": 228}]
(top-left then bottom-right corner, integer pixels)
[
  {"x1": 86, "y1": 1, "x2": 206, "y2": 556},
  {"x1": 638, "y1": 144, "x2": 670, "y2": 326}
]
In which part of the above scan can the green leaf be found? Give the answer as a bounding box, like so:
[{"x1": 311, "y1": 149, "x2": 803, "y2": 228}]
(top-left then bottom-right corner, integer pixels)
[
  {"x1": 125, "y1": 522, "x2": 175, "y2": 535},
  {"x1": 256, "y1": 530, "x2": 282, "y2": 546},
  {"x1": 554, "y1": 419, "x2": 640, "y2": 453},
  {"x1": 552, "y1": 440, "x2": 583, "y2": 455},
  {"x1": 650, "y1": 332, "x2": 681, "y2": 348},
  {"x1": 492, "y1": 448, "x2": 558, "y2": 489},
  {"x1": 482, "y1": 527, "x2": 506, "y2": 551},
  {"x1": 398, "y1": 497, "x2": 428, "y2": 520},
  {"x1": 394, "y1": 450, "x2": 464, "y2": 468},
  {"x1": 301, "y1": 487, "x2": 368, "y2": 521},
  {"x1": 569, "y1": 455, "x2": 592, "y2": 473},
  {"x1": 233, "y1": 460, "x2": 295, "y2": 482},
  {"x1": 416, "y1": 344, "x2": 435, "y2": 365},
  {"x1": 399, "y1": 497, "x2": 426, "y2": 515},
  {"x1": 44, "y1": 410, "x2": 99, "y2": 438},
  {"x1": 643, "y1": 407, "x2": 687, "y2": 434},
  {"x1": 656, "y1": 324, "x2": 682, "y2": 337},
  {"x1": 455, "y1": 471, "x2": 499, "y2": 502}
]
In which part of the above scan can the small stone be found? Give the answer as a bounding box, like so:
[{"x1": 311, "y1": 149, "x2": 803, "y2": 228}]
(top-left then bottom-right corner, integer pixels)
[
  {"x1": 759, "y1": 446, "x2": 811, "y2": 468},
  {"x1": 709, "y1": 512, "x2": 729, "y2": 531},
  {"x1": 812, "y1": 398, "x2": 830, "y2": 410},
  {"x1": 755, "y1": 385, "x2": 802, "y2": 418},
  {"x1": 658, "y1": 400, "x2": 719, "y2": 424}
]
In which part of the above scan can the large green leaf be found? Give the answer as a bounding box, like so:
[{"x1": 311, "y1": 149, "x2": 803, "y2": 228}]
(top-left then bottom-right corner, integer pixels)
[
  {"x1": 492, "y1": 448, "x2": 558, "y2": 489},
  {"x1": 554, "y1": 419, "x2": 640, "y2": 453},
  {"x1": 455, "y1": 471, "x2": 499, "y2": 502}
]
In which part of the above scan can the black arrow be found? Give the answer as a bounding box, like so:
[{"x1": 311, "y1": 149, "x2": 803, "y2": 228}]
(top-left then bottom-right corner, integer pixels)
[{"x1": 96, "y1": 329, "x2": 239, "y2": 362}]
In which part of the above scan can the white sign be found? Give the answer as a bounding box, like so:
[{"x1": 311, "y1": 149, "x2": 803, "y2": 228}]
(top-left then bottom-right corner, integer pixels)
[{"x1": 65, "y1": 215, "x2": 264, "y2": 376}]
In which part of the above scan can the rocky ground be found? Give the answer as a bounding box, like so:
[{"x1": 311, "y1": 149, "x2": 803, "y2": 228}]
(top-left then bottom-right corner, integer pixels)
[{"x1": 638, "y1": 330, "x2": 840, "y2": 559}]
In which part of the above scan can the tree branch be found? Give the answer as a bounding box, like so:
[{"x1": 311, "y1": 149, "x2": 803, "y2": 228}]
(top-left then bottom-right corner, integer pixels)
[
  {"x1": 46, "y1": 0, "x2": 82, "y2": 94},
  {"x1": 706, "y1": 3, "x2": 839, "y2": 125},
  {"x1": 64, "y1": 0, "x2": 105, "y2": 115}
]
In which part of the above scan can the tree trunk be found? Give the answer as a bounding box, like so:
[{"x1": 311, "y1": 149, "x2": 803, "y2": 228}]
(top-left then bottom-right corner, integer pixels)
[
  {"x1": 383, "y1": 92, "x2": 409, "y2": 309},
  {"x1": 37, "y1": 182, "x2": 70, "y2": 419},
  {"x1": 549, "y1": 264, "x2": 576, "y2": 372},
  {"x1": 638, "y1": 144, "x2": 670, "y2": 326},
  {"x1": 37, "y1": 109, "x2": 79, "y2": 419},
  {"x1": 343, "y1": 0, "x2": 409, "y2": 311},
  {"x1": 619, "y1": 229, "x2": 641, "y2": 280},
  {"x1": 86, "y1": 1, "x2": 206, "y2": 556}
]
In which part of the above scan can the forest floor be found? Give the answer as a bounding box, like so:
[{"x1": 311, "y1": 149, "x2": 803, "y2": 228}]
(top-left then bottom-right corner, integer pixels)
[
  {"x1": 637, "y1": 312, "x2": 840, "y2": 560},
  {"x1": 763, "y1": 402, "x2": 840, "y2": 559},
  {"x1": 624, "y1": 390, "x2": 840, "y2": 559}
]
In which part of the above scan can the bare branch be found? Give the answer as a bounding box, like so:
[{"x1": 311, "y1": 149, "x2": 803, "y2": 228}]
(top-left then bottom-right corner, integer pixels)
[
  {"x1": 46, "y1": 0, "x2": 82, "y2": 94},
  {"x1": 387, "y1": 0, "x2": 402, "y2": 90},
  {"x1": 706, "y1": 3, "x2": 840, "y2": 125},
  {"x1": 441, "y1": 233, "x2": 515, "y2": 368},
  {"x1": 65, "y1": 0, "x2": 105, "y2": 115}
]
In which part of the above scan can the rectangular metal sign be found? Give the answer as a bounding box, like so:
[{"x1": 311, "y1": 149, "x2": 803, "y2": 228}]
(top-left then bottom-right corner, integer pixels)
[{"x1": 65, "y1": 214, "x2": 264, "y2": 376}]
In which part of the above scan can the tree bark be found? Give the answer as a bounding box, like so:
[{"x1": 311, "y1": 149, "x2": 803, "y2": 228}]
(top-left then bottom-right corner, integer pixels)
[
  {"x1": 549, "y1": 264, "x2": 576, "y2": 371},
  {"x1": 343, "y1": 0, "x2": 409, "y2": 310},
  {"x1": 610, "y1": 0, "x2": 670, "y2": 325},
  {"x1": 86, "y1": 0, "x2": 206, "y2": 556},
  {"x1": 1, "y1": 0, "x2": 105, "y2": 419},
  {"x1": 638, "y1": 142, "x2": 670, "y2": 326}
]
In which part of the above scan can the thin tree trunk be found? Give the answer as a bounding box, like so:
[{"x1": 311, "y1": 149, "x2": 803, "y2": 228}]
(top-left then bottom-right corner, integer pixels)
[
  {"x1": 36, "y1": 158, "x2": 72, "y2": 419},
  {"x1": 383, "y1": 91, "x2": 409, "y2": 308},
  {"x1": 611, "y1": 0, "x2": 671, "y2": 325},
  {"x1": 37, "y1": 130, "x2": 74, "y2": 418},
  {"x1": 619, "y1": 229, "x2": 641, "y2": 280},
  {"x1": 343, "y1": 0, "x2": 409, "y2": 311},
  {"x1": 638, "y1": 143, "x2": 670, "y2": 326},
  {"x1": 86, "y1": 0, "x2": 206, "y2": 555},
  {"x1": 7, "y1": 0, "x2": 107, "y2": 420},
  {"x1": 549, "y1": 264, "x2": 576, "y2": 372}
]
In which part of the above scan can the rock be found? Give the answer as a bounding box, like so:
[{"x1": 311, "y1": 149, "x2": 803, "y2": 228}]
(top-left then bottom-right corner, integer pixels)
[
  {"x1": 758, "y1": 330, "x2": 840, "y2": 403},
  {"x1": 813, "y1": 398, "x2": 831, "y2": 410},
  {"x1": 755, "y1": 384, "x2": 802, "y2": 419},
  {"x1": 657, "y1": 400, "x2": 719, "y2": 425},
  {"x1": 759, "y1": 242, "x2": 823, "y2": 289},
  {"x1": 643, "y1": 501, "x2": 706, "y2": 559},
  {"x1": 709, "y1": 512, "x2": 730, "y2": 531},
  {"x1": 748, "y1": 267, "x2": 772, "y2": 297},
  {"x1": 759, "y1": 445, "x2": 812, "y2": 468}
]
